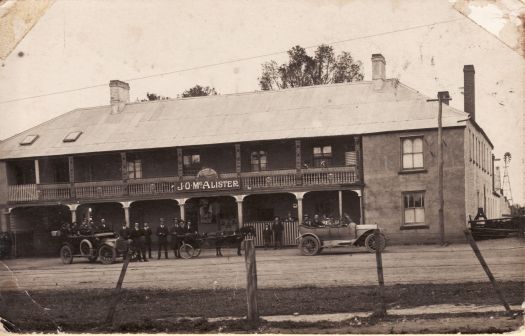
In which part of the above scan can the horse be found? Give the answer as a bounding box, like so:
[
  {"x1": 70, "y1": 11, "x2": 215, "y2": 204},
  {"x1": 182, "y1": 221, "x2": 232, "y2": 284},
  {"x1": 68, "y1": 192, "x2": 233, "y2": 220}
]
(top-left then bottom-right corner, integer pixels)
[{"x1": 215, "y1": 226, "x2": 256, "y2": 257}]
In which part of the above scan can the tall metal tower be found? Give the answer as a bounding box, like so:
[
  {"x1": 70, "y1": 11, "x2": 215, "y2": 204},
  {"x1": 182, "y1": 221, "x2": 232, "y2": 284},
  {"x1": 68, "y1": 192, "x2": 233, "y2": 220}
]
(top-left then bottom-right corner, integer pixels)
[{"x1": 502, "y1": 152, "x2": 513, "y2": 205}]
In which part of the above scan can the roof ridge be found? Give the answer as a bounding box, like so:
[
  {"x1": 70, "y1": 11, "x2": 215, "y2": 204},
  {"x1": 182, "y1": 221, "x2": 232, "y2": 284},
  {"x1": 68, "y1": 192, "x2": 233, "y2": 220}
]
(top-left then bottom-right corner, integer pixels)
[{"x1": 123, "y1": 79, "x2": 376, "y2": 107}]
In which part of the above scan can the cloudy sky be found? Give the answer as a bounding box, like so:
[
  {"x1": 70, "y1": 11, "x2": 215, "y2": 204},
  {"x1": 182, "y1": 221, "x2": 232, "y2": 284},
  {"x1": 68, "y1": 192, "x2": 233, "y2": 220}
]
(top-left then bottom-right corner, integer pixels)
[{"x1": 0, "y1": 0, "x2": 523, "y2": 205}]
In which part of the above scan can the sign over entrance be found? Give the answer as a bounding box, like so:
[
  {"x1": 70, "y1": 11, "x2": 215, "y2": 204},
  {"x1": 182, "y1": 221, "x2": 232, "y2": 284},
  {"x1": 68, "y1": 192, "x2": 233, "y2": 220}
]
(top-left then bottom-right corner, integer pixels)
[
  {"x1": 176, "y1": 168, "x2": 240, "y2": 192},
  {"x1": 176, "y1": 179, "x2": 241, "y2": 192}
]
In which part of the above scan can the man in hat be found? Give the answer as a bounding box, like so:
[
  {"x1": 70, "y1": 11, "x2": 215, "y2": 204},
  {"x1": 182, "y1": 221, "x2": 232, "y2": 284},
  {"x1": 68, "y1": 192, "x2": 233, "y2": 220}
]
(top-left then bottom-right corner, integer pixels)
[
  {"x1": 156, "y1": 218, "x2": 169, "y2": 259},
  {"x1": 143, "y1": 222, "x2": 153, "y2": 259},
  {"x1": 302, "y1": 214, "x2": 313, "y2": 227}
]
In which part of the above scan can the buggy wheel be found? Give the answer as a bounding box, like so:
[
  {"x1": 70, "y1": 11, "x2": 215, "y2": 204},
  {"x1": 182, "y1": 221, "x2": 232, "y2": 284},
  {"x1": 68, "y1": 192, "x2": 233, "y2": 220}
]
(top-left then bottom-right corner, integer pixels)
[
  {"x1": 300, "y1": 236, "x2": 320, "y2": 256},
  {"x1": 179, "y1": 243, "x2": 194, "y2": 259},
  {"x1": 60, "y1": 245, "x2": 73, "y2": 264},
  {"x1": 364, "y1": 233, "x2": 386, "y2": 253},
  {"x1": 99, "y1": 245, "x2": 116, "y2": 264},
  {"x1": 193, "y1": 248, "x2": 201, "y2": 257}
]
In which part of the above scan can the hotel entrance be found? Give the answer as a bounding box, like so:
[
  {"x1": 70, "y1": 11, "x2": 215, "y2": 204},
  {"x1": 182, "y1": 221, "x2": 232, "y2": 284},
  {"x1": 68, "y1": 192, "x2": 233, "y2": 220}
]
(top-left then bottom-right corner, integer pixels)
[{"x1": 185, "y1": 196, "x2": 237, "y2": 233}]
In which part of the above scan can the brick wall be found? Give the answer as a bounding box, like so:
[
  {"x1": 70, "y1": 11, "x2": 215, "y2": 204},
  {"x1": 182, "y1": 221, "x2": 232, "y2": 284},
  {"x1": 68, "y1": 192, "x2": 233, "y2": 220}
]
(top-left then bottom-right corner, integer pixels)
[
  {"x1": 362, "y1": 127, "x2": 467, "y2": 243},
  {"x1": 463, "y1": 122, "x2": 499, "y2": 219}
]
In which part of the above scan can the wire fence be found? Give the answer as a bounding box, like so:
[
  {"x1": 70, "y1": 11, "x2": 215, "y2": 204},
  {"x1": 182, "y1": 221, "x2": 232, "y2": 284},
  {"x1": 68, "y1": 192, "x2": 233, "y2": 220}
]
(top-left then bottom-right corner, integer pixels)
[{"x1": 1, "y1": 234, "x2": 524, "y2": 328}]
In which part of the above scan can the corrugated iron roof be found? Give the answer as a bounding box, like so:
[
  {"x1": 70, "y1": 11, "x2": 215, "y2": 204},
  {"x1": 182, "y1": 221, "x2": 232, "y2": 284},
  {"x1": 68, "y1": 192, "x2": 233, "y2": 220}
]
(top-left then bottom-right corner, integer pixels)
[{"x1": 0, "y1": 79, "x2": 470, "y2": 160}]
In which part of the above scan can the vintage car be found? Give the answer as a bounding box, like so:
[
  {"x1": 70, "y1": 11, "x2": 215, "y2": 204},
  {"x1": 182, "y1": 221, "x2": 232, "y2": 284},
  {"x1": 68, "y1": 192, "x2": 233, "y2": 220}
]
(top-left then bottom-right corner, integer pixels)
[
  {"x1": 297, "y1": 223, "x2": 386, "y2": 256},
  {"x1": 52, "y1": 231, "x2": 126, "y2": 264}
]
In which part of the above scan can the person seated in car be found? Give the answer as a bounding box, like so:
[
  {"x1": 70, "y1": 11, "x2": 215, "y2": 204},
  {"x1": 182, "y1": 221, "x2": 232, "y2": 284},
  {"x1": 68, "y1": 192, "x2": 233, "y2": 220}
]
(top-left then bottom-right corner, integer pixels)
[
  {"x1": 79, "y1": 218, "x2": 92, "y2": 236},
  {"x1": 59, "y1": 222, "x2": 71, "y2": 236},
  {"x1": 302, "y1": 214, "x2": 313, "y2": 227},
  {"x1": 95, "y1": 218, "x2": 110, "y2": 233},
  {"x1": 312, "y1": 214, "x2": 324, "y2": 227}
]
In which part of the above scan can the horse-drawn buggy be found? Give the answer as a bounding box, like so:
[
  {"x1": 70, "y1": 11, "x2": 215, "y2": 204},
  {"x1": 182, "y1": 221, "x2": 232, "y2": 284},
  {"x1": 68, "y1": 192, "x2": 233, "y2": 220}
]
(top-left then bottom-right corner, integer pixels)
[
  {"x1": 52, "y1": 230, "x2": 127, "y2": 264},
  {"x1": 176, "y1": 226, "x2": 255, "y2": 259},
  {"x1": 297, "y1": 222, "x2": 386, "y2": 256}
]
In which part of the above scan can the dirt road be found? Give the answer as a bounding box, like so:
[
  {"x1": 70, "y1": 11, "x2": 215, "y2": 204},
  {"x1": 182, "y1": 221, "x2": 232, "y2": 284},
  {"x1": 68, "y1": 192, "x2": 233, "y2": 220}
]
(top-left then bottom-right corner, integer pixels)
[{"x1": 1, "y1": 237, "x2": 524, "y2": 291}]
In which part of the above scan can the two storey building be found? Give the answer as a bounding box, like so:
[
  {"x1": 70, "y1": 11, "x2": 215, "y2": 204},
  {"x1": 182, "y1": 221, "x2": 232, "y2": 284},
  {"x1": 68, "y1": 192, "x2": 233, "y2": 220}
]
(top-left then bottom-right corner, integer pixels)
[{"x1": 0, "y1": 54, "x2": 504, "y2": 256}]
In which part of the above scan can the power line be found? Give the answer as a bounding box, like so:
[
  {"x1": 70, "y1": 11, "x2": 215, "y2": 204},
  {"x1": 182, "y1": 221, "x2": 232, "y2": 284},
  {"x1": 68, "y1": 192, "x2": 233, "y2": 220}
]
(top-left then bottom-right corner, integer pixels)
[{"x1": 0, "y1": 18, "x2": 463, "y2": 105}]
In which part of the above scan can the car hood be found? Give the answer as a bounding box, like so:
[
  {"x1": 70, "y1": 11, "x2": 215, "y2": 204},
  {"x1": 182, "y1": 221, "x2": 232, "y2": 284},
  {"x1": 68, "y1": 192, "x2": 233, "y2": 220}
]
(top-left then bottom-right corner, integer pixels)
[{"x1": 356, "y1": 224, "x2": 378, "y2": 230}]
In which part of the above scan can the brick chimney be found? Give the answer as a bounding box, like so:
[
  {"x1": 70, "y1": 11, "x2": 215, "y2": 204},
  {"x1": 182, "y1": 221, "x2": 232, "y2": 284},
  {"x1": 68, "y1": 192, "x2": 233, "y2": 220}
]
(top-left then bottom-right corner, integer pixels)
[
  {"x1": 109, "y1": 80, "x2": 130, "y2": 114},
  {"x1": 371, "y1": 54, "x2": 386, "y2": 80},
  {"x1": 463, "y1": 65, "x2": 475, "y2": 121},
  {"x1": 371, "y1": 54, "x2": 386, "y2": 90}
]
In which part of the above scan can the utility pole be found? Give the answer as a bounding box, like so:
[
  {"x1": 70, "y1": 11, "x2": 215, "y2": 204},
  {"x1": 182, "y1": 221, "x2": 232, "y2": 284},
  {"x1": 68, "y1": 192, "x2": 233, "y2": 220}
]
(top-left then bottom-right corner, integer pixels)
[{"x1": 428, "y1": 91, "x2": 451, "y2": 245}]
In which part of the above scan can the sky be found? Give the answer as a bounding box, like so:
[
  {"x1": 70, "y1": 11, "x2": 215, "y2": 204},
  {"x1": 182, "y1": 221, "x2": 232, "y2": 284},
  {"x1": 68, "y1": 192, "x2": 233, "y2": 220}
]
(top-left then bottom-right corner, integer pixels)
[{"x1": 0, "y1": 0, "x2": 523, "y2": 205}]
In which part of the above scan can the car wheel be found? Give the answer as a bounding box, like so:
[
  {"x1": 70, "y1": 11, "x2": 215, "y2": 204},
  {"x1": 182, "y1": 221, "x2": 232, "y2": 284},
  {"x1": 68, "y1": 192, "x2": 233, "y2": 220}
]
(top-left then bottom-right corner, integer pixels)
[
  {"x1": 364, "y1": 233, "x2": 386, "y2": 253},
  {"x1": 179, "y1": 243, "x2": 194, "y2": 259},
  {"x1": 99, "y1": 245, "x2": 116, "y2": 264},
  {"x1": 300, "y1": 236, "x2": 320, "y2": 256},
  {"x1": 60, "y1": 245, "x2": 73, "y2": 264},
  {"x1": 80, "y1": 239, "x2": 93, "y2": 256}
]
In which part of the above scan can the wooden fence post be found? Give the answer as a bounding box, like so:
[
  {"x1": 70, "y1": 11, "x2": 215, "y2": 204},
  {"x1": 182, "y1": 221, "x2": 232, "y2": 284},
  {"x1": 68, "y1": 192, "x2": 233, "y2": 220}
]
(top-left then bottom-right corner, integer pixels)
[
  {"x1": 105, "y1": 250, "x2": 131, "y2": 325},
  {"x1": 374, "y1": 229, "x2": 387, "y2": 317},
  {"x1": 464, "y1": 230, "x2": 512, "y2": 314},
  {"x1": 244, "y1": 239, "x2": 259, "y2": 324}
]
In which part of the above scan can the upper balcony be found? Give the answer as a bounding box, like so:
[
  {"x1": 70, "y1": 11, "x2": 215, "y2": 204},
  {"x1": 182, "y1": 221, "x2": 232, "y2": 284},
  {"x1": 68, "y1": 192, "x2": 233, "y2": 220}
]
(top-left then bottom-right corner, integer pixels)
[{"x1": 5, "y1": 136, "x2": 362, "y2": 204}]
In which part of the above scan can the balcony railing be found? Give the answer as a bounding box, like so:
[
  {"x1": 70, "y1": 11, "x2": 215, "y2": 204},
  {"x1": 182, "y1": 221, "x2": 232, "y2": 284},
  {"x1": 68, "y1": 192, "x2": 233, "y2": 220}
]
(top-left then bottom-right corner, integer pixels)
[{"x1": 7, "y1": 166, "x2": 359, "y2": 203}]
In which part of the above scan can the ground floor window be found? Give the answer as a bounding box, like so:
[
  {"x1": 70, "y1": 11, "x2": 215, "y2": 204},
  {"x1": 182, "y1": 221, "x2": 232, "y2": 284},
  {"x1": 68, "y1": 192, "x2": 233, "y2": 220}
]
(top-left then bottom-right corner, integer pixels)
[{"x1": 403, "y1": 191, "x2": 425, "y2": 226}]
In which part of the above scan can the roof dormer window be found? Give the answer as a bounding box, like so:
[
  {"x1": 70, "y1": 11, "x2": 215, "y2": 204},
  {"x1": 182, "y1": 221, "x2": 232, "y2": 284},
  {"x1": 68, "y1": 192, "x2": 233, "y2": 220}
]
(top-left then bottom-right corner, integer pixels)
[
  {"x1": 63, "y1": 131, "x2": 83, "y2": 143},
  {"x1": 20, "y1": 134, "x2": 39, "y2": 146}
]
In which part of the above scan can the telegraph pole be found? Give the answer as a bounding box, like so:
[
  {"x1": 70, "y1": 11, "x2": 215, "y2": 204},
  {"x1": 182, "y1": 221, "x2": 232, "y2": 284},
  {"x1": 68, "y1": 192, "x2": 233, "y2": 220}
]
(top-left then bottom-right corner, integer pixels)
[{"x1": 428, "y1": 92, "x2": 451, "y2": 245}]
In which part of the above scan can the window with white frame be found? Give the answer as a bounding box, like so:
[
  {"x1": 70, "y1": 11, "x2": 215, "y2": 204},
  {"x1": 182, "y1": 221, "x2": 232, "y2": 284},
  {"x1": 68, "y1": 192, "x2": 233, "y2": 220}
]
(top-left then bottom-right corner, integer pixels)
[
  {"x1": 250, "y1": 150, "x2": 268, "y2": 171},
  {"x1": 401, "y1": 137, "x2": 423, "y2": 170},
  {"x1": 313, "y1": 145, "x2": 332, "y2": 168},
  {"x1": 127, "y1": 159, "x2": 142, "y2": 179},
  {"x1": 403, "y1": 192, "x2": 425, "y2": 226}
]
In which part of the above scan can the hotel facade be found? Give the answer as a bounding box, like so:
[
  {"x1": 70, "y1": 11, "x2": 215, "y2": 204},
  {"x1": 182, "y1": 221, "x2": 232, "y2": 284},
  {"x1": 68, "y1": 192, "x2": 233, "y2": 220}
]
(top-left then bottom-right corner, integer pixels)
[{"x1": 0, "y1": 54, "x2": 505, "y2": 256}]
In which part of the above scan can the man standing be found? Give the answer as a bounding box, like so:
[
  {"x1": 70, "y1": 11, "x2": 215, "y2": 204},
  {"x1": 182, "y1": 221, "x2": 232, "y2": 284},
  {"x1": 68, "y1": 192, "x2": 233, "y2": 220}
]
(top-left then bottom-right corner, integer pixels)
[
  {"x1": 143, "y1": 222, "x2": 153, "y2": 259},
  {"x1": 272, "y1": 216, "x2": 284, "y2": 249},
  {"x1": 131, "y1": 222, "x2": 147, "y2": 262},
  {"x1": 156, "y1": 218, "x2": 169, "y2": 259},
  {"x1": 262, "y1": 223, "x2": 272, "y2": 250},
  {"x1": 170, "y1": 219, "x2": 182, "y2": 259},
  {"x1": 118, "y1": 223, "x2": 131, "y2": 240}
]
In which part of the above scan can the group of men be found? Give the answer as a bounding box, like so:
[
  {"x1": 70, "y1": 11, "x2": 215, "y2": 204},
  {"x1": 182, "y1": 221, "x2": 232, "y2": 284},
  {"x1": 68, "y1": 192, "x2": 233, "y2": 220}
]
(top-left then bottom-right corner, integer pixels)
[
  {"x1": 262, "y1": 216, "x2": 285, "y2": 249},
  {"x1": 60, "y1": 218, "x2": 112, "y2": 236},
  {"x1": 118, "y1": 218, "x2": 195, "y2": 262}
]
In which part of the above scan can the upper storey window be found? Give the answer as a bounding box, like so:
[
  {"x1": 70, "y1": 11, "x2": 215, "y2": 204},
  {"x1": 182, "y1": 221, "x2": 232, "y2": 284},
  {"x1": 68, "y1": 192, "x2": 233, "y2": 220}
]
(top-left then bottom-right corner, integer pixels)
[
  {"x1": 401, "y1": 137, "x2": 423, "y2": 170},
  {"x1": 19, "y1": 134, "x2": 39, "y2": 146},
  {"x1": 250, "y1": 150, "x2": 268, "y2": 172},
  {"x1": 313, "y1": 145, "x2": 332, "y2": 168}
]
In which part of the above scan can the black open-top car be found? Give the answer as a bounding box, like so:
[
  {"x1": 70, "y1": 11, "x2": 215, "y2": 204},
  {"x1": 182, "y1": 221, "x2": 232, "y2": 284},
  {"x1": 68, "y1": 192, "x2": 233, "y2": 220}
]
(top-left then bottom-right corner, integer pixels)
[{"x1": 52, "y1": 231, "x2": 127, "y2": 264}]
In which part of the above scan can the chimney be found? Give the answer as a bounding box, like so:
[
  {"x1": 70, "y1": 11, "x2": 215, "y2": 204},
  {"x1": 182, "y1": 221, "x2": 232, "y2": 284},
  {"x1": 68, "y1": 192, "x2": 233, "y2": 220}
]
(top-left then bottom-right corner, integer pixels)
[
  {"x1": 109, "y1": 80, "x2": 130, "y2": 114},
  {"x1": 371, "y1": 54, "x2": 386, "y2": 80},
  {"x1": 463, "y1": 65, "x2": 475, "y2": 121}
]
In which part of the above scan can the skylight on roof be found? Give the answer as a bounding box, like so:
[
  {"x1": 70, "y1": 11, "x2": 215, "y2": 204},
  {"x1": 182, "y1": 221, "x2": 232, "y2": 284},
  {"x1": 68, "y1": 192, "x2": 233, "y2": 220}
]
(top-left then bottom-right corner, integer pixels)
[
  {"x1": 20, "y1": 134, "x2": 39, "y2": 146},
  {"x1": 63, "y1": 131, "x2": 83, "y2": 143}
]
